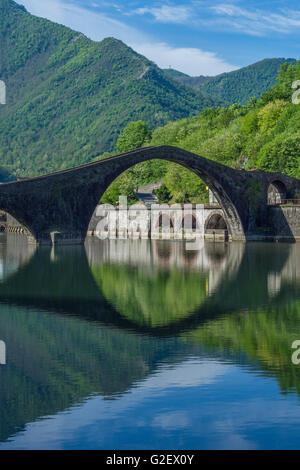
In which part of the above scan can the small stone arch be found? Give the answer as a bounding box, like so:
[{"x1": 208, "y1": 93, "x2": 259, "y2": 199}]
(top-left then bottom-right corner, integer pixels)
[
  {"x1": 155, "y1": 212, "x2": 174, "y2": 230},
  {"x1": 205, "y1": 212, "x2": 229, "y2": 241},
  {"x1": 268, "y1": 180, "x2": 287, "y2": 205},
  {"x1": 181, "y1": 214, "x2": 199, "y2": 230},
  {"x1": 2, "y1": 211, "x2": 33, "y2": 237},
  {"x1": 0, "y1": 210, "x2": 6, "y2": 232}
]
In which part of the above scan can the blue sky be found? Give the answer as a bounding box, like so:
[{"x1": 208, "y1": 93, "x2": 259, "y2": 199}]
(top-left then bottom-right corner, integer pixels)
[{"x1": 16, "y1": 0, "x2": 300, "y2": 76}]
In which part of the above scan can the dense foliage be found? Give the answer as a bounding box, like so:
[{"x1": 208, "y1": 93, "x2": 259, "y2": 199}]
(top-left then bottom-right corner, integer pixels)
[
  {"x1": 165, "y1": 58, "x2": 296, "y2": 105},
  {"x1": 0, "y1": 0, "x2": 223, "y2": 177},
  {"x1": 155, "y1": 184, "x2": 171, "y2": 203}
]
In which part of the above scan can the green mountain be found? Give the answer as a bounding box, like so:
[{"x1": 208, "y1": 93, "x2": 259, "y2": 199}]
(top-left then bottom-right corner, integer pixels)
[
  {"x1": 0, "y1": 0, "x2": 224, "y2": 177},
  {"x1": 164, "y1": 58, "x2": 297, "y2": 105}
]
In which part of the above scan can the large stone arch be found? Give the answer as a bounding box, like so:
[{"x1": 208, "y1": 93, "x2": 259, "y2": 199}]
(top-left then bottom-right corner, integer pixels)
[
  {"x1": 0, "y1": 146, "x2": 299, "y2": 244},
  {"x1": 89, "y1": 147, "x2": 246, "y2": 242}
]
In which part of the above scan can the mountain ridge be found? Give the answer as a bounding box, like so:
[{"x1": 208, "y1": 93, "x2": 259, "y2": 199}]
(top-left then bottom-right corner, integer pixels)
[
  {"x1": 164, "y1": 58, "x2": 297, "y2": 105},
  {"x1": 0, "y1": 0, "x2": 223, "y2": 176}
]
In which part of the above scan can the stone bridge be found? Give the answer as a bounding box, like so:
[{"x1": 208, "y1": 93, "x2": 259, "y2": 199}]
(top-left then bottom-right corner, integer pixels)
[{"x1": 0, "y1": 145, "x2": 299, "y2": 245}]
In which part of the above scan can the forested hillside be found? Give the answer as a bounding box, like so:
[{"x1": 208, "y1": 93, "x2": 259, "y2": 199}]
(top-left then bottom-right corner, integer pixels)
[
  {"x1": 99, "y1": 61, "x2": 300, "y2": 205},
  {"x1": 0, "y1": 0, "x2": 299, "y2": 196},
  {"x1": 165, "y1": 58, "x2": 297, "y2": 105},
  {"x1": 0, "y1": 0, "x2": 222, "y2": 176}
]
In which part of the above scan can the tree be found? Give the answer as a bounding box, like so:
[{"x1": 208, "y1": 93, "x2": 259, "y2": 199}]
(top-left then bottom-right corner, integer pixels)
[
  {"x1": 155, "y1": 184, "x2": 171, "y2": 203},
  {"x1": 164, "y1": 164, "x2": 208, "y2": 203},
  {"x1": 258, "y1": 100, "x2": 287, "y2": 135},
  {"x1": 116, "y1": 121, "x2": 152, "y2": 153},
  {"x1": 101, "y1": 173, "x2": 138, "y2": 205},
  {"x1": 258, "y1": 131, "x2": 300, "y2": 177}
]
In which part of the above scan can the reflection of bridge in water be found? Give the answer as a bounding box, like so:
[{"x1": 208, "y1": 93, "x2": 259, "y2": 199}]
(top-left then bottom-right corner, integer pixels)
[
  {"x1": 0, "y1": 235, "x2": 298, "y2": 336},
  {"x1": 0, "y1": 234, "x2": 36, "y2": 281},
  {"x1": 86, "y1": 238, "x2": 244, "y2": 297},
  {"x1": 1, "y1": 236, "x2": 300, "y2": 443}
]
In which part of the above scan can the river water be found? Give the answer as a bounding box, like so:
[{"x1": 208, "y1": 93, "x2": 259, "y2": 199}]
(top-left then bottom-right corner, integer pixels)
[{"x1": 1, "y1": 234, "x2": 300, "y2": 450}]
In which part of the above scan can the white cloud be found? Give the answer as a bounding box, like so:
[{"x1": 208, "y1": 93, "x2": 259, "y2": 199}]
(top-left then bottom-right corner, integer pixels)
[
  {"x1": 15, "y1": 0, "x2": 238, "y2": 76},
  {"x1": 131, "y1": 42, "x2": 238, "y2": 76},
  {"x1": 211, "y1": 3, "x2": 300, "y2": 36},
  {"x1": 0, "y1": 358, "x2": 231, "y2": 449},
  {"x1": 133, "y1": 5, "x2": 192, "y2": 24},
  {"x1": 152, "y1": 411, "x2": 190, "y2": 430}
]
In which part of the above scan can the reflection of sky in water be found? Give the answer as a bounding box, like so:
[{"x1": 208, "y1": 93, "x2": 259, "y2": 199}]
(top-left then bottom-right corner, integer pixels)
[
  {"x1": 1, "y1": 238, "x2": 300, "y2": 449},
  {"x1": 2, "y1": 358, "x2": 300, "y2": 450}
]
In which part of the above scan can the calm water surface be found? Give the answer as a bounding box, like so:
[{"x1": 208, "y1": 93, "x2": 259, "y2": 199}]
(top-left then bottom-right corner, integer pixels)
[{"x1": 1, "y1": 235, "x2": 300, "y2": 449}]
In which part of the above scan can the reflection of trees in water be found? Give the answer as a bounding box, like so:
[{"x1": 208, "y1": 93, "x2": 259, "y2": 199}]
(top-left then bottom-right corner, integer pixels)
[
  {"x1": 88, "y1": 241, "x2": 244, "y2": 327},
  {"x1": 183, "y1": 295, "x2": 300, "y2": 398},
  {"x1": 91, "y1": 263, "x2": 208, "y2": 327},
  {"x1": 0, "y1": 304, "x2": 195, "y2": 443}
]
